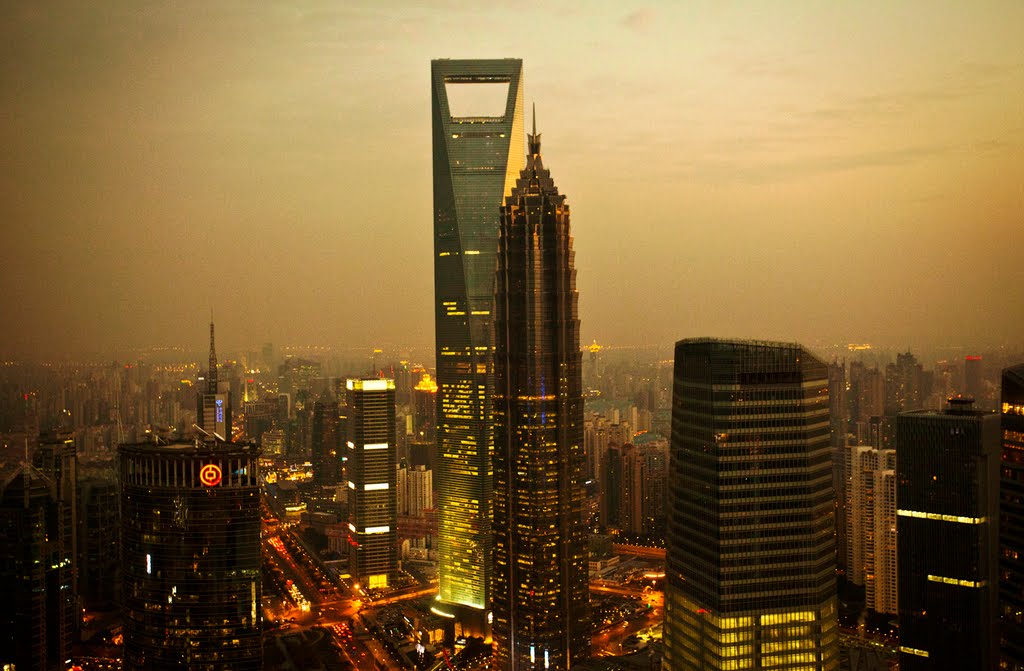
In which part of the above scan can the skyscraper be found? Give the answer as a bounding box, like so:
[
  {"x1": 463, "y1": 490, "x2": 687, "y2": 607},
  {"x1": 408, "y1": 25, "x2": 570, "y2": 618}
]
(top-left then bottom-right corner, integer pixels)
[
  {"x1": 1002, "y1": 364, "x2": 1024, "y2": 670},
  {"x1": 492, "y1": 116, "x2": 588, "y2": 670},
  {"x1": 431, "y1": 58, "x2": 525, "y2": 626},
  {"x1": 664, "y1": 339, "x2": 838, "y2": 671},
  {"x1": 345, "y1": 378, "x2": 397, "y2": 590},
  {"x1": 0, "y1": 445, "x2": 76, "y2": 671},
  {"x1": 119, "y1": 439, "x2": 262, "y2": 670},
  {"x1": 311, "y1": 400, "x2": 342, "y2": 486},
  {"x1": 896, "y1": 397, "x2": 999, "y2": 670},
  {"x1": 197, "y1": 320, "x2": 231, "y2": 440}
]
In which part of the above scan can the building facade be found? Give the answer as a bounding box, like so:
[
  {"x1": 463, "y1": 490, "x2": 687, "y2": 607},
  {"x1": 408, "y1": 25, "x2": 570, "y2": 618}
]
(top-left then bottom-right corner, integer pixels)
[
  {"x1": 1001, "y1": 364, "x2": 1024, "y2": 670},
  {"x1": 492, "y1": 120, "x2": 589, "y2": 670},
  {"x1": 431, "y1": 58, "x2": 525, "y2": 624},
  {"x1": 345, "y1": 378, "x2": 397, "y2": 590},
  {"x1": 119, "y1": 440, "x2": 262, "y2": 670},
  {"x1": 664, "y1": 339, "x2": 838, "y2": 671},
  {"x1": 896, "y1": 397, "x2": 999, "y2": 670}
]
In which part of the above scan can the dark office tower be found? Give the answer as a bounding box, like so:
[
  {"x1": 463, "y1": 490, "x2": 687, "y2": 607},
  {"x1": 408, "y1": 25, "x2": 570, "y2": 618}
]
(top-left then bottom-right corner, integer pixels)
[
  {"x1": 664, "y1": 339, "x2": 838, "y2": 671},
  {"x1": 431, "y1": 58, "x2": 525, "y2": 624},
  {"x1": 119, "y1": 440, "x2": 262, "y2": 670},
  {"x1": 0, "y1": 460, "x2": 74, "y2": 671},
  {"x1": 78, "y1": 467, "x2": 120, "y2": 611},
  {"x1": 32, "y1": 434, "x2": 78, "y2": 645},
  {"x1": 197, "y1": 320, "x2": 232, "y2": 440},
  {"x1": 827, "y1": 360, "x2": 848, "y2": 575},
  {"x1": 311, "y1": 400, "x2": 342, "y2": 486},
  {"x1": 492, "y1": 118, "x2": 588, "y2": 671},
  {"x1": 896, "y1": 397, "x2": 999, "y2": 670},
  {"x1": 1000, "y1": 364, "x2": 1024, "y2": 670},
  {"x1": 345, "y1": 378, "x2": 397, "y2": 589},
  {"x1": 965, "y1": 355, "x2": 983, "y2": 402}
]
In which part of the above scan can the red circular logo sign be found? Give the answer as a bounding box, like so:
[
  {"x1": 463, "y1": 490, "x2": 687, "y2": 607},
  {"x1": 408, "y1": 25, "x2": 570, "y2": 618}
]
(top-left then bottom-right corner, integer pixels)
[{"x1": 200, "y1": 464, "x2": 222, "y2": 487}]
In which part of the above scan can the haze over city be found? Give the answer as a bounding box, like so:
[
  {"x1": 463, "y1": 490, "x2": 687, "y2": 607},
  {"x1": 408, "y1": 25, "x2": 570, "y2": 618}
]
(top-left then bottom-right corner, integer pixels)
[{"x1": 2, "y1": 1, "x2": 1022, "y2": 359}]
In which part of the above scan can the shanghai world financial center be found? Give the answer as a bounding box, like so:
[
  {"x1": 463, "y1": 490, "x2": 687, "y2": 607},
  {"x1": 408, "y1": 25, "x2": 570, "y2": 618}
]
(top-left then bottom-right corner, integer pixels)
[{"x1": 431, "y1": 59, "x2": 525, "y2": 629}]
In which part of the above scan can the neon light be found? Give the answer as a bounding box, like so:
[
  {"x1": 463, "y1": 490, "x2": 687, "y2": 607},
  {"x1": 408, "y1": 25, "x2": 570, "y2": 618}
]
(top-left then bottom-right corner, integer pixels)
[
  {"x1": 364, "y1": 443, "x2": 389, "y2": 450},
  {"x1": 364, "y1": 525, "x2": 391, "y2": 534},
  {"x1": 215, "y1": 398, "x2": 224, "y2": 424},
  {"x1": 146, "y1": 554, "x2": 152, "y2": 574},
  {"x1": 365, "y1": 483, "x2": 389, "y2": 491},
  {"x1": 200, "y1": 464, "x2": 222, "y2": 487}
]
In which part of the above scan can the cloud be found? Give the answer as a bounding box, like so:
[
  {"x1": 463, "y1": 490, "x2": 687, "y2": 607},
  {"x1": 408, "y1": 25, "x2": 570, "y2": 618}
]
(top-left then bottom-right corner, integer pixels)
[{"x1": 620, "y1": 8, "x2": 654, "y2": 33}]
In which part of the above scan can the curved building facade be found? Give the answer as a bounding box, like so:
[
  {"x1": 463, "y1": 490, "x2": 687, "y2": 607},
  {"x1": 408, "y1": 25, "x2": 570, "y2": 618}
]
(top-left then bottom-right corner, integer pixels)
[{"x1": 120, "y1": 440, "x2": 262, "y2": 670}]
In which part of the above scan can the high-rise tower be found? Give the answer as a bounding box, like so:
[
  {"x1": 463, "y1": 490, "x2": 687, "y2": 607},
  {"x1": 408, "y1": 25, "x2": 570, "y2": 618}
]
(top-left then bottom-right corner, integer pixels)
[
  {"x1": 664, "y1": 339, "x2": 839, "y2": 671},
  {"x1": 119, "y1": 439, "x2": 262, "y2": 670},
  {"x1": 431, "y1": 58, "x2": 525, "y2": 626},
  {"x1": 896, "y1": 397, "x2": 999, "y2": 670},
  {"x1": 345, "y1": 378, "x2": 398, "y2": 590},
  {"x1": 492, "y1": 117, "x2": 588, "y2": 670}
]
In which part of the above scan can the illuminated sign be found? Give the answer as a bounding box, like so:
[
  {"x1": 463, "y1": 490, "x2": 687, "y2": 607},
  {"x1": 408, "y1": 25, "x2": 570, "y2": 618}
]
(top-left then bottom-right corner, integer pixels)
[
  {"x1": 200, "y1": 463, "x2": 222, "y2": 487},
  {"x1": 215, "y1": 398, "x2": 224, "y2": 424}
]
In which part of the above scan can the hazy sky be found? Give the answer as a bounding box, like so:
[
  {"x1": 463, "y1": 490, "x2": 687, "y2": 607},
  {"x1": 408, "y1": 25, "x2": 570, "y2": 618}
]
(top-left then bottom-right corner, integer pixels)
[{"x1": 2, "y1": 1, "x2": 1022, "y2": 359}]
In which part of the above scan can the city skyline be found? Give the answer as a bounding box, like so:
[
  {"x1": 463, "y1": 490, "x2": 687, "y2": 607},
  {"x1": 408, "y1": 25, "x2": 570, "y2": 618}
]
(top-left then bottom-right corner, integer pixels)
[{"x1": 3, "y1": 2, "x2": 1024, "y2": 359}]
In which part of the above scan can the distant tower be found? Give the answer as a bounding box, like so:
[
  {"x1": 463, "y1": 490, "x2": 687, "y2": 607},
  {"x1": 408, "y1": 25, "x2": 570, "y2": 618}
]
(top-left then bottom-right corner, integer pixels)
[
  {"x1": 492, "y1": 113, "x2": 589, "y2": 670},
  {"x1": 119, "y1": 440, "x2": 262, "y2": 670},
  {"x1": 896, "y1": 397, "x2": 999, "y2": 669},
  {"x1": 1001, "y1": 364, "x2": 1024, "y2": 669},
  {"x1": 664, "y1": 339, "x2": 838, "y2": 671},
  {"x1": 431, "y1": 57, "x2": 525, "y2": 628},
  {"x1": 197, "y1": 320, "x2": 232, "y2": 440},
  {"x1": 964, "y1": 355, "x2": 983, "y2": 403},
  {"x1": 345, "y1": 378, "x2": 397, "y2": 590}
]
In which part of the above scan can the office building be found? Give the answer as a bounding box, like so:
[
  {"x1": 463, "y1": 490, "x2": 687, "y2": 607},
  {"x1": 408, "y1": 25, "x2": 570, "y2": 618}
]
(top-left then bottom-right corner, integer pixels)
[
  {"x1": 964, "y1": 355, "x2": 983, "y2": 404},
  {"x1": 119, "y1": 439, "x2": 262, "y2": 670},
  {"x1": 78, "y1": 465, "x2": 121, "y2": 611},
  {"x1": 197, "y1": 321, "x2": 231, "y2": 440},
  {"x1": 345, "y1": 378, "x2": 397, "y2": 589},
  {"x1": 312, "y1": 400, "x2": 342, "y2": 486},
  {"x1": 431, "y1": 58, "x2": 525, "y2": 625},
  {"x1": 896, "y1": 397, "x2": 999, "y2": 669},
  {"x1": 397, "y1": 464, "x2": 433, "y2": 517},
  {"x1": 0, "y1": 451, "x2": 76, "y2": 671},
  {"x1": 664, "y1": 339, "x2": 838, "y2": 671},
  {"x1": 492, "y1": 116, "x2": 589, "y2": 670},
  {"x1": 1001, "y1": 364, "x2": 1024, "y2": 670}
]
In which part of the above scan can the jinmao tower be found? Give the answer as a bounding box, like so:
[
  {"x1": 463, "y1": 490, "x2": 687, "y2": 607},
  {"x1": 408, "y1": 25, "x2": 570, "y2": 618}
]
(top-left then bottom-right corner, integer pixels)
[
  {"x1": 665, "y1": 339, "x2": 839, "y2": 671},
  {"x1": 431, "y1": 58, "x2": 524, "y2": 628},
  {"x1": 492, "y1": 115, "x2": 589, "y2": 670}
]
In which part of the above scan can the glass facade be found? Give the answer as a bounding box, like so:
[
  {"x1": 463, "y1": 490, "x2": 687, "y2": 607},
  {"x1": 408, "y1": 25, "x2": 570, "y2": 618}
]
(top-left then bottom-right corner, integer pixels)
[
  {"x1": 345, "y1": 378, "x2": 397, "y2": 588},
  {"x1": 664, "y1": 339, "x2": 838, "y2": 671},
  {"x1": 896, "y1": 399, "x2": 1000, "y2": 670},
  {"x1": 492, "y1": 125, "x2": 589, "y2": 670},
  {"x1": 119, "y1": 441, "x2": 262, "y2": 670},
  {"x1": 431, "y1": 58, "x2": 525, "y2": 617},
  {"x1": 1003, "y1": 364, "x2": 1024, "y2": 670}
]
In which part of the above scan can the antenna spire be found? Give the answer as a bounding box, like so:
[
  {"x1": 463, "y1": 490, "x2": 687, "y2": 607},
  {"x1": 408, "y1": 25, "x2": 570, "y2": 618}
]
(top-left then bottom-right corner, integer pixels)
[
  {"x1": 208, "y1": 317, "x2": 218, "y2": 395},
  {"x1": 528, "y1": 103, "x2": 541, "y2": 156}
]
